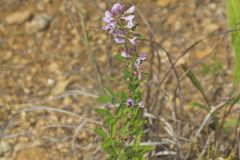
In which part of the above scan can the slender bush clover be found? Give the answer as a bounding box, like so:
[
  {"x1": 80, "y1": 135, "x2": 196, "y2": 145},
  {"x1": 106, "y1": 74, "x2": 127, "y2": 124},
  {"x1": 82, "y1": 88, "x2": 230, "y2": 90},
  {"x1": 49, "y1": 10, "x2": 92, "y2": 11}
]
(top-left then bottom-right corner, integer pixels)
[{"x1": 94, "y1": 3, "x2": 153, "y2": 160}]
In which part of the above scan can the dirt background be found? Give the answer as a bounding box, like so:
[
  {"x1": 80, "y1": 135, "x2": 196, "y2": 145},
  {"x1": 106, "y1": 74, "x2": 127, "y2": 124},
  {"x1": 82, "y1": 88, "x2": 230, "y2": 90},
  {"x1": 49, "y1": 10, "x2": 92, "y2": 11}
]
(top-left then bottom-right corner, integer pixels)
[{"x1": 0, "y1": 0, "x2": 233, "y2": 160}]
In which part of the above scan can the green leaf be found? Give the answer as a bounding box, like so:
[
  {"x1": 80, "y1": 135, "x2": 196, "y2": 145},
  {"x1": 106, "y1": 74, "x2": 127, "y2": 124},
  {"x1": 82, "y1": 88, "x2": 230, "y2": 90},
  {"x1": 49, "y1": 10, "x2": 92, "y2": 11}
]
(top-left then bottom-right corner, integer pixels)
[
  {"x1": 102, "y1": 139, "x2": 117, "y2": 156},
  {"x1": 104, "y1": 75, "x2": 117, "y2": 81},
  {"x1": 225, "y1": 93, "x2": 240, "y2": 107},
  {"x1": 115, "y1": 91, "x2": 128, "y2": 102},
  {"x1": 227, "y1": 0, "x2": 240, "y2": 86},
  {"x1": 139, "y1": 145, "x2": 154, "y2": 154},
  {"x1": 94, "y1": 128, "x2": 108, "y2": 139},
  {"x1": 104, "y1": 117, "x2": 115, "y2": 127},
  {"x1": 124, "y1": 146, "x2": 134, "y2": 157},
  {"x1": 223, "y1": 117, "x2": 239, "y2": 133},
  {"x1": 134, "y1": 34, "x2": 145, "y2": 40},
  {"x1": 211, "y1": 59, "x2": 224, "y2": 75},
  {"x1": 182, "y1": 65, "x2": 204, "y2": 92},
  {"x1": 123, "y1": 68, "x2": 131, "y2": 79},
  {"x1": 200, "y1": 64, "x2": 210, "y2": 75},
  {"x1": 110, "y1": 123, "x2": 117, "y2": 137},
  {"x1": 182, "y1": 64, "x2": 209, "y2": 106},
  {"x1": 129, "y1": 83, "x2": 138, "y2": 93},
  {"x1": 120, "y1": 122, "x2": 130, "y2": 137},
  {"x1": 96, "y1": 95, "x2": 112, "y2": 104},
  {"x1": 94, "y1": 108, "x2": 112, "y2": 118},
  {"x1": 102, "y1": 138, "x2": 112, "y2": 148},
  {"x1": 116, "y1": 104, "x2": 125, "y2": 119},
  {"x1": 115, "y1": 53, "x2": 125, "y2": 62},
  {"x1": 189, "y1": 102, "x2": 209, "y2": 111}
]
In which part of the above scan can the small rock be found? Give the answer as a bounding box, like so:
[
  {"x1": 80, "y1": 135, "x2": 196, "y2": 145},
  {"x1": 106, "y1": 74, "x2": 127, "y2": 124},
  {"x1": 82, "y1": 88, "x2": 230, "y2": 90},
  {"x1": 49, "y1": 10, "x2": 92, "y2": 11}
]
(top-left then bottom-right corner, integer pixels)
[
  {"x1": 0, "y1": 141, "x2": 12, "y2": 155},
  {"x1": 25, "y1": 14, "x2": 51, "y2": 33},
  {"x1": 0, "y1": 109, "x2": 8, "y2": 122},
  {"x1": 157, "y1": 0, "x2": 170, "y2": 7},
  {"x1": 15, "y1": 147, "x2": 49, "y2": 160},
  {"x1": 2, "y1": 51, "x2": 13, "y2": 61},
  {"x1": 47, "y1": 78, "x2": 55, "y2": 86},
  {"x1": 5, "y1": 10, "x2": 31, "y2": 24},
  {"x1": 209, "y1": 3, "x2": 216, "y2": 10},
  {"x1": 43, "y1": 0, "x2": 51, "y2": 4},
  {"x1": 36, "y1": 3, "x2": 45, "y2": 11},
  {"x1": 51, "y1": 79, "x2": 70, "y2": 96}
]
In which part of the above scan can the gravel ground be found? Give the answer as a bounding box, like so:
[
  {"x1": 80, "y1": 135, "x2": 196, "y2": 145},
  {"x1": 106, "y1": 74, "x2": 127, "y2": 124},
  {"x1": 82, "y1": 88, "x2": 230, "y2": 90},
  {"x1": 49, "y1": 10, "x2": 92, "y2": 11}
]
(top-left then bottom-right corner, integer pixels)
[{"x1": 0, "y1": 0, "x2": 232, "y2": 159}]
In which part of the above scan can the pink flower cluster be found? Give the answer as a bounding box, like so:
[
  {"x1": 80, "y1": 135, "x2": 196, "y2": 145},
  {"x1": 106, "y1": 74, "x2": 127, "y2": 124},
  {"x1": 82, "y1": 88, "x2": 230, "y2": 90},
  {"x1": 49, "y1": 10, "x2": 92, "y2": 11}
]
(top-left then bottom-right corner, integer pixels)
[
  {"x1": 102, "y1": 3, "x2": 146, "y2": 109},
  {"x1": 103, "y1": 3, "x2": 137, "y2": 45}
]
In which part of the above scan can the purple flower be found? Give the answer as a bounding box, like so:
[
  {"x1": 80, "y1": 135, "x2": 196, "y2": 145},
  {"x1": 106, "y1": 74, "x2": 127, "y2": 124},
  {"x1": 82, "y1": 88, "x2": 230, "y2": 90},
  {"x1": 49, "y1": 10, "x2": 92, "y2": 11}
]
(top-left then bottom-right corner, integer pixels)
[
  {"x1": 121, "y1": 50, "x2": 130, "y2": 58},
  {"x1": 122, "y1": 15, "x2": 135, "y2": 21},
  {"x1": 127, "y1": 20, "x2": 135, "y2": 29},
  {"x1": 103, "y1": 21, "x2": 116, "y2": 32},
  {"x1": 129, "y1": 37, "x2": 137, "y2": 45},
  {"x1": 111, "y1": 3, "x2": 124, "y2": 15},
  {"x1": 125, "y1": 6, "x2": 135, "y2": 14},
  {"x1": 114, "y1": 37, "x2": 125, "y2": 44},
  {"x1": 127, "y1": 98, "x2": 134, "y2": 107},
  {"x1": 139, "y1": 53, "x2": 146, "y2": 61},
  {"x1": 102, "y1": 3, "x2": 137, "y2": 45},
  {"x1": 134, "y1": 53, "x2": 146, "y2": 68},
  {"x1": 134, "y1": 58, "x2": 141, "y2": 68},
  {"x1": 138, "y1": 101, "x2": 144, "y2": 108},
  {"x1": 112, "y1": 29, "x2": 124, "y2": 36},
  {"x1": 103, "y1": 11, "x2": 113, "y2": 23},
  {"x1": 122, "y1": 15, "x2": 135, "y2": 29}
]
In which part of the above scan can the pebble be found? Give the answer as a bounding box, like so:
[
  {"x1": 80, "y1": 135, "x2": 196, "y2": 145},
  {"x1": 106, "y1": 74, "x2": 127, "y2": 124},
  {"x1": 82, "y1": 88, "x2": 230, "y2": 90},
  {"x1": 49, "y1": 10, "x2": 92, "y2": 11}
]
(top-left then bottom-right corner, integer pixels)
[
  {"x1": 25, "y1": 13, "x2": 52, "y2": 33},
  {"x1": 2, "y1": 51, "x2": 13, "y2": 61},
  {"x1": 0, "y1": 141, "x2": 12, "y2": 155},
  {"x1": 5, "y1": 10, "x2": 31, "y2": 24},
  {"x1": 47, "y1": 78, "x2": 55, "y2": 86},
  {"x1": 15, "y1": 147, "x2": 48, "y2": 160}
]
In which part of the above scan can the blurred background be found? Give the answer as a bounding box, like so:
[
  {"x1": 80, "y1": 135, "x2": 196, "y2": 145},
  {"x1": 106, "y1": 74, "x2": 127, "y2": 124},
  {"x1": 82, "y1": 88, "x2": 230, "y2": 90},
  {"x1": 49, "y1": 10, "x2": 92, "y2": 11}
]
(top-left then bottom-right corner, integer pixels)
[{"x1": 0, "y1": 0, "x2": 235, "y2": 160}]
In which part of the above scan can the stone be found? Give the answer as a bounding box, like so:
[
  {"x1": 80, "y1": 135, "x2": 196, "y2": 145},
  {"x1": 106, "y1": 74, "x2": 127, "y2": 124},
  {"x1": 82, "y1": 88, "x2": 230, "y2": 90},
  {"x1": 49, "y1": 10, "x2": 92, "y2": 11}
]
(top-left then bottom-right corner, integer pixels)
[
  {"x1": 15, "y1": 147, "x2": 49, "y2": 160},
  {"x1": 0, "y1": 141, "x2": 12, "y2": 155},
  {"x1": 2, "y1": 51, "x2": 13, "y2": 61},
  {"x1": 25, "y1": 14, "x2": 51, "y2": 33},
  {"x1": 5, "y1": 10, "x2": 31, "y2": 24}
]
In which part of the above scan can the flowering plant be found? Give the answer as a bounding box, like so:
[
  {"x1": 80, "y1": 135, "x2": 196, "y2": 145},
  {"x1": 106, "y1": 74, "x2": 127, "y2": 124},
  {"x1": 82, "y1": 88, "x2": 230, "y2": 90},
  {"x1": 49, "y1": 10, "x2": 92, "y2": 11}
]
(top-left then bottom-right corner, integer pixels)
[{"x1": 94, "y1": 3, "x2": 153, "y2": 159}]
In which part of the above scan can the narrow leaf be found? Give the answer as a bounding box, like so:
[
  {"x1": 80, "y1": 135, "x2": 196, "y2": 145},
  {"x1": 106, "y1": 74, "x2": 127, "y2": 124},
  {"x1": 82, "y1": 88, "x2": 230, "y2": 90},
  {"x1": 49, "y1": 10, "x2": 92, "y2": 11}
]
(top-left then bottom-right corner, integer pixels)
[
  {"x1": 94, "y1": 128, "x2": 108, "y2": 139},
  {"x1": 139, "y1": 145, "x2": 155, "y2": 154},
  {"x1": 96, "y1": 95, "x2": 112, "y2": 104},
  {"x1": 227, "y1": 0, "x2": 240, "y2": 85},
  {"x1": 104, "y1": 117, "x2": 115, "y2": 127},
  {"x1": 94, "y1": 108, "x2": 112, "y2": 118},
  {"x1": 182, "y1": 64, "x2": 209, "y2": 107},
  {"x1": 223, "y1": 117, "x2": 239, "y2": 133},
  {"x1": 189, "y1": 102, "x2": 209, "y2": 111}
]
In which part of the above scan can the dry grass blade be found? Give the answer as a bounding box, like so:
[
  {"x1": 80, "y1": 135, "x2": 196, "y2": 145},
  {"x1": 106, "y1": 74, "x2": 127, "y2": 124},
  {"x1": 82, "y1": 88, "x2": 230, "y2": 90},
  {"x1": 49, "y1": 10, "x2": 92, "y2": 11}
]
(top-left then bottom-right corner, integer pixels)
[
  {"x1": 140, "y1": 141, "x2": 170, "y2": 146},
  {"x1": 71, "y1": 120, "x2": 88, "y2": 152},
  {"x1": 154, "y1": 151, "x2": 177, "y2": 156},
  {"x1": 195, "y1": 102, "x2": 226, "y2": 138},
  {"x1": 54, "y1": 90, "x2": 98, "y2": 99},
  {"x1": 160, "y1": 117, "x2": 182, "y2": 159},
  {"x1": 76, "y1": 0, "x2": 105, "y2": 92},
  {"x1": 0, "y1": 106, "x2": 101, "y2": 138}
]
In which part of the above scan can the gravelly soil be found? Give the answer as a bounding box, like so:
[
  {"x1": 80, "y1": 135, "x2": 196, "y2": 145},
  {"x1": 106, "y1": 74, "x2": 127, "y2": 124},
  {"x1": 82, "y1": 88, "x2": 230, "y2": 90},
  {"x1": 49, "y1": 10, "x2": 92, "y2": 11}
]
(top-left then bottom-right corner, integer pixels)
[{"x1": 0, "y1": 0, "x2": 232, "y2": 159}]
